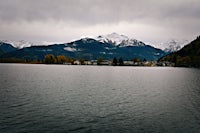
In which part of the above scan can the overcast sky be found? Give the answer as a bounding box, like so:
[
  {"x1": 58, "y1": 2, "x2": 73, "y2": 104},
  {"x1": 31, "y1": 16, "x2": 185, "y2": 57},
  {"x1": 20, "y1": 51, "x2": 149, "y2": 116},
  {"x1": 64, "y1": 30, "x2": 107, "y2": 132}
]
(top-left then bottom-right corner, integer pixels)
[{"x1": 0, "y1": 0, "x2": 200, "y2": 45}]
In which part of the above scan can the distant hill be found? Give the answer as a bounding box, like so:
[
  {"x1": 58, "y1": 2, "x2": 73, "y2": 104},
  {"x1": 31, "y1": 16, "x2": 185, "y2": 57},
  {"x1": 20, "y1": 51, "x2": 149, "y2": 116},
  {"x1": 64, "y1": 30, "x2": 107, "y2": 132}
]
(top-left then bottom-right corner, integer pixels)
[
  {"x1": 0, "y1": 42, "x2": 17, "y2": 56},
  {"x1": 159, "y1": 36, "x2": 200, "y2": 67},
  {"x1": 0, "y1": 38, "x2": 167, "y2": 62}
]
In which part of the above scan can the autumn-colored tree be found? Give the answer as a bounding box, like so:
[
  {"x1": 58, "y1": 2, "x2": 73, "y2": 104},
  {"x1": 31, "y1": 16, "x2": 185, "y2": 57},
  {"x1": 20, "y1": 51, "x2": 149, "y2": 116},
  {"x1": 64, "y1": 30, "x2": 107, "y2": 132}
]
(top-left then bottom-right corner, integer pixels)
[
  {"x1": 44, "y1": 54, "x2": 56, "y2": 64},
  {"x1": 57, "y1": 55, "x2": 67, "y2": 64}
]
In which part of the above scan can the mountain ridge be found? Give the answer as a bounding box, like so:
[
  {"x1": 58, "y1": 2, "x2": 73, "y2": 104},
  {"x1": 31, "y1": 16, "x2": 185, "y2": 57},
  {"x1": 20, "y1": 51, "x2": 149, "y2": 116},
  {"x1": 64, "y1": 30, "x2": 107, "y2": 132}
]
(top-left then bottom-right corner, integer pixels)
[
  {"x1": 0, "y1": 37, "x2": 167, "y2": 61},
  {"x1": 0, "y1": 33, "x2": 189, "y2": 52}
]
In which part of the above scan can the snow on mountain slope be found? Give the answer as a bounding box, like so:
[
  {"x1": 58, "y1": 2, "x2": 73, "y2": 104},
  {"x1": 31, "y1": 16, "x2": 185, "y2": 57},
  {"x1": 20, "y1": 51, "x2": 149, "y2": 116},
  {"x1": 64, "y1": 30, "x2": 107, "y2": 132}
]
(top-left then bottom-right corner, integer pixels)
[
  {"x1": 96, "y1": 33, "x2": 145, "y2": 47},
  {"x1": 162, "y1": 39, "x2": 189, "y2": 52},
  {"x1": 0, "y1": 40, "x2": 61, "y2": 49},
  {"x1": 1, "y1": 33, "x2": 188, "y2": 53},
  {"x1": 0, "y1": 40, "x2": 34, "y2": 49}
]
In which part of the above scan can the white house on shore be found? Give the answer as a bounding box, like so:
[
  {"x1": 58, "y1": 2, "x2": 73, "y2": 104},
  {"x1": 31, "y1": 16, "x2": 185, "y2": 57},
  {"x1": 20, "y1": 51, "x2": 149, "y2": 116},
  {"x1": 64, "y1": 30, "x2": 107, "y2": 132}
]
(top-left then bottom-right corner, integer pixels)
[{"x1": 73, "y1": 60, "x2": 81, "y2": 65}]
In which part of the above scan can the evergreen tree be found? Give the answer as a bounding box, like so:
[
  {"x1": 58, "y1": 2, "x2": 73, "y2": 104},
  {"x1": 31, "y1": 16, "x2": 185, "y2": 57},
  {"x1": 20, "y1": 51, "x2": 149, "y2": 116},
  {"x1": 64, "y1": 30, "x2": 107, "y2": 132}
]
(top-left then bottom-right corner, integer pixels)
[
  {"x1": 119, "y1": 57, "x2": 124, "y2": 66},
  {"x1": 97, "y1": 57, "x2": 103, "y2": 65},
  {"x1": 143, "y1": 58, "x2": 147, "y2": 62},
  {"x1": 112, "y1": 57, "x2": 118, "y2": 66}
]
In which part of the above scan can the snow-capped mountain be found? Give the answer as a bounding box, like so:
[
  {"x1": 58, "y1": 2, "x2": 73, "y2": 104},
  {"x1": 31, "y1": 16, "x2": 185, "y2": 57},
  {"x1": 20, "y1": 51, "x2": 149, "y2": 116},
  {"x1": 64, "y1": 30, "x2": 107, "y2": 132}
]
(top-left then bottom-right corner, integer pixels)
[
  {"x1": 161, "y1": 39, "x2": 189, "y2": 52},
  {"x1": 95, "y1": 33, "x2": 145, "y2": 47},
  {"x1": 1, "y1": 33, "x2": 190, "y2": 53},
  {"x1": 0, "y1": 40, "x2": 35, "y2": 49},
  {"x1": 0, "y1": 40, "x2": 60, "y2": 49},
  {"x1": 1, "y1": 37, "x2": 167, "y2": 61}
]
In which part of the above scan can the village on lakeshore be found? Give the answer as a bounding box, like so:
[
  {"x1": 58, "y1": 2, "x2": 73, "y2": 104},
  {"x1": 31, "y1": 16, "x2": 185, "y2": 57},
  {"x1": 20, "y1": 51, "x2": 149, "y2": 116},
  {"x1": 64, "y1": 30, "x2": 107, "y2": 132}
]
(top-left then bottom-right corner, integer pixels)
[
  {"x1": 65, "y1": 60, "x2": 174, "y2": 67},
  {"x1": 37, "y1": 54, "x2": 174, "y2": 67}
]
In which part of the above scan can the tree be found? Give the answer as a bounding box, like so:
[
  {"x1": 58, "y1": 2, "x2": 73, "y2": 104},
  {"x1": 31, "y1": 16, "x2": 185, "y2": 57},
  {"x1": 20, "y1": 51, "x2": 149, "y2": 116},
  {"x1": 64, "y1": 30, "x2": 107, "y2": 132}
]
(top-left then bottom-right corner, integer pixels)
[
  {"x1": 56, "y1": 55, "x2": 67, "y2": 64},
  {"x1": 97, "y1": 57, "x2": 103, "y2": 65},
  {"x1": 66, "y1": 57, "x2": 74, "y2": 64},
  {"x1": 79, "y1": 59, "x2": 85, "y2": 65},
  {"x1": 118, "y1": 57, "x2": 124, "y2": 66},
  {"x1": 177, "y1": 56, "x2": 191, "y2": 67},
  {"x1": 44, "y1": 54, "x2": 56, "y2": 64},
  {"x1": 112, "y1": 57, "x2": 118, "y2": 66},
  {"x1": 133, "y1": 58, "x2": 141, "y2": 63}
]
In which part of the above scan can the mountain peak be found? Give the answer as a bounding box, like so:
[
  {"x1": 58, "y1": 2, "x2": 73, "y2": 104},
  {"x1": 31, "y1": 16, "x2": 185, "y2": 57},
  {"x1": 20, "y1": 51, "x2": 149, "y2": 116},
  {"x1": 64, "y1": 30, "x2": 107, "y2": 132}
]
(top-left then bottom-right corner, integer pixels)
[
  {"x1": 0, "y1": 40, "x2": 34, "y2": 49},
  {"x1": 161, "y1": 39, "x2": 189, "y2": 52},
  {"x1": 96, "y1": 33, "x2": 145, "y2": 47}
]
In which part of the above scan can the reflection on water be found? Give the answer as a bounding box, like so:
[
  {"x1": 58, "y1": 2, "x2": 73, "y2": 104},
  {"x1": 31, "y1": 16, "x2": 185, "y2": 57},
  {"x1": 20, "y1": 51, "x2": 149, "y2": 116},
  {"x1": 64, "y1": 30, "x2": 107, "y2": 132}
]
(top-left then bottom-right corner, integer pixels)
[{"x1": 0, "y1": 64, "x2": 200, "y2": 132}]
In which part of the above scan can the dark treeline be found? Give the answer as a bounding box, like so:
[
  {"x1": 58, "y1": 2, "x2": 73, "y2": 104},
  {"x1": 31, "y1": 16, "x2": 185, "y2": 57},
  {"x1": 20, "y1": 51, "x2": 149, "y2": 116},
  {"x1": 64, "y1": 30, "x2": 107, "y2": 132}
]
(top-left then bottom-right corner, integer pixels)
[{"x1": 0, "y1": 53, "x2": 148, "y2": 66}]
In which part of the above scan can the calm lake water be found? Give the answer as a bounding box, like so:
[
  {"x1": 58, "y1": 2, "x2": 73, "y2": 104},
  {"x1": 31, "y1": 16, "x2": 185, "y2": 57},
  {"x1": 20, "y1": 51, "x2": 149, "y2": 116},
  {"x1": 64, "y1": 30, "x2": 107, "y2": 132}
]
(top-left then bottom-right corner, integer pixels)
[{"x1": 0, "y1": 64, "x2": 200, "y2": 133}]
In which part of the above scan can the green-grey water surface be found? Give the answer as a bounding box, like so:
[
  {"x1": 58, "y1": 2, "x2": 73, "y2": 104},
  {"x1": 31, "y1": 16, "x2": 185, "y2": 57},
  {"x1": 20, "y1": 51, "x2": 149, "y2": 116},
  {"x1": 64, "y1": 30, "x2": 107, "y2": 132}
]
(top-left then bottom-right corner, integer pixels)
[{"x1": 0, "y1": 64, "x2": 200, "y2": 132}]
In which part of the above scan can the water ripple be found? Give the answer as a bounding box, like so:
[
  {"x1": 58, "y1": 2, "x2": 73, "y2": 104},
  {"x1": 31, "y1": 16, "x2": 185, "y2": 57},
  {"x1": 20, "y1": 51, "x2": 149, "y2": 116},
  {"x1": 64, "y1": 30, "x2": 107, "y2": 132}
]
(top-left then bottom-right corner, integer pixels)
[{"x1": 0, "y1": 64, "x2": 200, "y2": 132}]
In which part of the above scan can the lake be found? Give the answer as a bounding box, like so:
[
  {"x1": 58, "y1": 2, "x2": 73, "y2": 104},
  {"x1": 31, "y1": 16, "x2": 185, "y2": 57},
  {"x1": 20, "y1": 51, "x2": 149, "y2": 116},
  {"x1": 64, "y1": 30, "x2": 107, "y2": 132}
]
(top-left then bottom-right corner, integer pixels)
[{"x1": 0, "y1": 64, "x2": 200, "y2": 132}]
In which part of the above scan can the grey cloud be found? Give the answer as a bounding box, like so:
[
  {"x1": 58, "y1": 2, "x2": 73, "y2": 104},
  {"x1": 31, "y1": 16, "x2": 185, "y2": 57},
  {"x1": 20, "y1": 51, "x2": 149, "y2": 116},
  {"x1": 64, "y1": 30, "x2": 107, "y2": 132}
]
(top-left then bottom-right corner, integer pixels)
[
  {"x1": 0, "y1": 0, "x2": 199, "y2": 24},
  {"x1": 0, "y1": 0, "x2": 199, "y2": 43}
]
